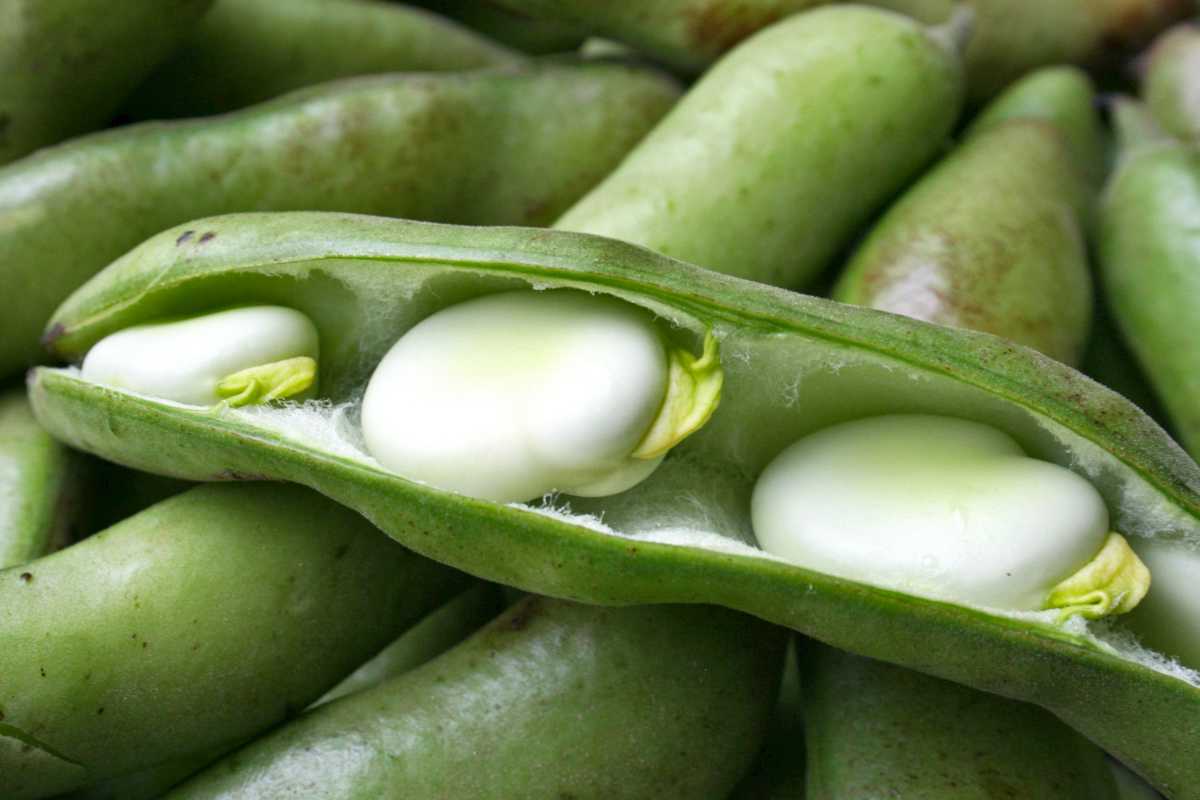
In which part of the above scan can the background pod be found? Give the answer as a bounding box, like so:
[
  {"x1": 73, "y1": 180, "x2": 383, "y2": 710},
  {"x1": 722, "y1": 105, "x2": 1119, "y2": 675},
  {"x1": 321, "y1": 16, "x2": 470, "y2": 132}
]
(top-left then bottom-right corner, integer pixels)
[
  {"x1": 1142, "y1": 22, "x2": 1200, "y2": 142},
  {"x1": 0, "y1": 61, "x2": 680, "y2": 379},
  {"x1": 831, "y1": 118, "x2": 1094, "y2": 365},
  {"x1": 554, "y1": 5, "x2": 966, "y2": 289},
  {"x1": 1098, "y1": 99, "x2": 1200, "y2": 460},
  {"x1": 0, "y1": 0, "x2": 213, "y2": 165},
  {"x1": 0, "y1": 388, "x2": 82, "y2": 569},
  {"x1": 803, "y1": 642, "x2": 1120, "y2": 798},
  {"x1": 0, "y1": 482, "x2": 469, "y2": 798},
  {"x1": 165, "y1": 596, "x2": 786, "y2": 799},
  {"x1": 122, "y1": 0, "x2": 523, "y2": 120},
  {"x1": 27, "y1": 213, "x2": 1200, "y2": 796},
  {"x1": 482, "y1": 0, "x2": 1187, "y2": 101}
]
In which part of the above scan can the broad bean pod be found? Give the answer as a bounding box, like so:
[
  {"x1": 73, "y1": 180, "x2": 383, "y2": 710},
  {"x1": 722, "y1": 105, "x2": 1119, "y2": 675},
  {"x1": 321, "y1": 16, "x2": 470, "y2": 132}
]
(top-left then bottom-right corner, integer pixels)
[
  {"x1": 123, "y1": 0, "x2": 523, "y2": 120},
  {"x1": 0, "y1": 0, "x2": 213, "y2": 164},
  {"x1": 0, "y1": 388, "x2": 80, "y2": 568},
  {"x1": 165, "y1": 596, "x2": 785, "y2": 799},
  {"x1": 485, "y1": 0, "x2": 1188, "y2": 101},
  {"x1": 27, "y1": 212, "x2": 1200, "y2": 797},
  {"x1": 0, "y1": 482, "x2": 469, "y2": 799},
  {"x1": 803, "y1": 643, "x2": 1126, "y2": 798},
  {"x1": 1143, "y1": 22, "x2": 1200, "y2": 142}
]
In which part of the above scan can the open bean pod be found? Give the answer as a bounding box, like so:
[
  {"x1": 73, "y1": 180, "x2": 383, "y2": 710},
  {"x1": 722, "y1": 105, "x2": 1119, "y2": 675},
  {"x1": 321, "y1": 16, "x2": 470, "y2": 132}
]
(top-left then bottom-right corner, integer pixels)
[{"x1": 28, "y1": 212, "x2": 1200, "y2": 797}]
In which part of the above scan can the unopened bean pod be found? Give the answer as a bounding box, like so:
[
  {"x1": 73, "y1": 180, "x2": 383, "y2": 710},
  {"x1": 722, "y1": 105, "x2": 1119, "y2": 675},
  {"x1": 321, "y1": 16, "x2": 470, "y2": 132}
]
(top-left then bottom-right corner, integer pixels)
[
  {"x1": 0, "y1": 482, "x2": 469, "y2": 799},
  {"x1": 0, "y1": 0, "x2": 213, "y2": 164},
  {"x1": 123, "y1": 0, "x2": 522, "y2": 120}
]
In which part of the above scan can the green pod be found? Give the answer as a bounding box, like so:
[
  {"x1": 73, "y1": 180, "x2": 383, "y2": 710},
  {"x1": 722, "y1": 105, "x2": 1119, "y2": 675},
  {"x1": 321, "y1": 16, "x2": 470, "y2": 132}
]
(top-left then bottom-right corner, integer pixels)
[
  {"x1": 487, "y1": 0, "x2": 1186, "y2": 101},
  {"x1": 0, "y1": 387, "x2": 81, "y2": 568},
  {"x1": 0, "y1": 482, "x2": 469, "y2": 799},
  {"x1": 124, "y1": 0, "x2": 522, "y2": 120},
  {"x1": 1143, "y1": 23, "x2": 1200, "y2": 142},
  {"x1": 0, "y1": 0, "x2": 214, "y2": 165},
  {"x1": 62, "y1": 583, "x2": 500, "y2": 800},
  {"x1": 831, "y1": 119, "x2": 1094, "y2": 365},
  {"x1": 0, "y1": 62, "x2": 679, "y2": 380},
  {"x1": 27, "y1": 212, "x2": 1200, "y2": 796},
  {"x1": 414, "y1": 0, "x2": 586, "y2": 54},
  {"x1": 803, "y1": 643, "x2": 1120, "y2": 798},
  {"x1": 165, "y1": 596, "x2": 785, "y2": 799},
  {"x1": 967, "y1": 65, "x2": 1107, "y2": 189},
  {"x1": 1099, "y1": 99, "x2": 1200, "y2": 459},
  {"x1": 553, "y1": 5, "x2": 965, "y2": 289}
]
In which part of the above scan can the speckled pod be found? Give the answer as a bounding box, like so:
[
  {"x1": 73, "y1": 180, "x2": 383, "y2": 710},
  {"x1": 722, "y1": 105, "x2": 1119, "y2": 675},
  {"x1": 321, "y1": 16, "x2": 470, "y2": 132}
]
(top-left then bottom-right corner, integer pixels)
[
  {"x1": 803, "y1": 643, "x2": 1122, "y2": 799},
  {"x1": 27, "y1": 212, "x2": 1200, "y2": 797},
  {"x1": 0, "y1": 388, "x2": 81, "y2": 569},
  {"x1": 831, "y1": 118, "x2": 1095, "y2": 364},
  {"x1": 554, "y1": 5, "x2": 965, "y2": 288},
  {"x1": 0, "y1": 483, "x2": 469, "y2": 799},
  {"x1": 123, "y1": 0, "x2": 522, "y2": 120},
  {"x1": 1143, "y1": 23, "x2": 1200, "y2": 142},
  {"x1": 0, "y1": 0, "x2": 214, "y2": 164},
  {"x1": 0, "y1": 61, "x2": 680, "y2": 379},
  {"x1": 487, "y1": 0, "x2": 1187, "y2": 101},
  {"x1": 1099, "y1": 99, "x2": 1200, "y2": 460},
  {"x1": 164, "y1": 597, "x2": 785, "y2": 799}
]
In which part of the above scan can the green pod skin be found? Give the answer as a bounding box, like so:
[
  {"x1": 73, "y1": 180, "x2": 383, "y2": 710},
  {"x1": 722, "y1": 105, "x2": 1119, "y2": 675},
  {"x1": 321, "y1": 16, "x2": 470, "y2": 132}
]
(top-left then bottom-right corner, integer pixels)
[
  {"x1": 553, "y1": 6, "x2": 965, "y2": 289},
  {"x1": 488, "y1": 0, "x2": 1187, "y2": 100},
  {"x1": 123, "y1": 0, "x2": 523, "y2": 120},
  {"x1": 966, "y1": 65, "x2": 1107, "y2": 190},
  {"x1": 802, "y1": 643, "x2": 1120, "y2": 799},
  {"x1": 0, "y1": 0, "x2": 214, "y2": 165},
  {"x1": 0, "y1": 387, "x2": 80, "y2": 568},
  {"x1": 1099, "y1": 99, "x2": 1200, "y2": 459},
  {"x1": 165, "y1": 596, "x2": 786, "y2": 799},
  {"x1": 831, "y1": 119, "x2": 1094, "y2": 366},
  {"x1": 0, "y1": 482, "x2": 469, "y2": 799},
  {"x1": 61, "y1": 583, "x2": 501, "y2": 800},
  {"x1": 1143, "y1": 23, "x2": 1200, "y2": 142},
  {"x1": 414, "y1": 0, "x2": 586, "y2": 54},
  {"x1": 0, "y1": 62, "x2": 680, "y2": 380},
  {"x1": 28, "y1": 212, "x2": 1200, "y2": 797}
]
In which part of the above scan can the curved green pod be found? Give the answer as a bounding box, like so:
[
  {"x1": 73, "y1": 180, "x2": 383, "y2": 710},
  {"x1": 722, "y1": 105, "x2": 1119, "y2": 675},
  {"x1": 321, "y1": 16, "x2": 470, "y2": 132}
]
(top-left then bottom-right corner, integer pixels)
[
  {"x1": 831, "y1": 119, "x2": 1094, "y2": 365},
  {"x1": 165, "y1": 596, "x2": 785, "y2": 799},
  {"x1": 123, "y1": 0, "x2": 522, "y2": 120},
  {"x1": 62, "y1": 583, "x2": 500, "y2": 800},
  {"x1": 26, "y1": 212, "x2": 1200, "y2": 797},
  {"x1": 1099, "y1": 99, "x2": 1200, "y2": 460},
  {"x1": 0, "y1": 388, "x2": 80, "y2": 568},
  {"x1": 802, "y1": 643, "x2": 1120, "y2": 798},
  {"x1": 967, "y1": 65, "x2": 1107, "y2": 189},
  {"x1": 0, "y1": 62, "x2": 679, "y2": 380},
  {"x1": 0, "y1": 482, "x2": 469, "y2": 799},
  {"x1": 0, "y1": 0, "x2": 214, "y2": 165},
  {"x1": 487, "y1": 0, "x2": 1187, "y2": 101},
  {"x1": 1143, "y1": 23, "x2": 1200, "y2": 142},
  {"x1": 553, "y1": 5, "x2": 965, "y2": 289}
]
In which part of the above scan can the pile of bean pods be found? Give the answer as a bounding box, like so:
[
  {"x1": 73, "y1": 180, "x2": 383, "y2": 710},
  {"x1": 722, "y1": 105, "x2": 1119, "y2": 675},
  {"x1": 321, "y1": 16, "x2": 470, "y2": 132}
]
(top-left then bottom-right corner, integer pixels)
[{"x1": 3, "y1": 1, "x2": 1199, "y2": 798}]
